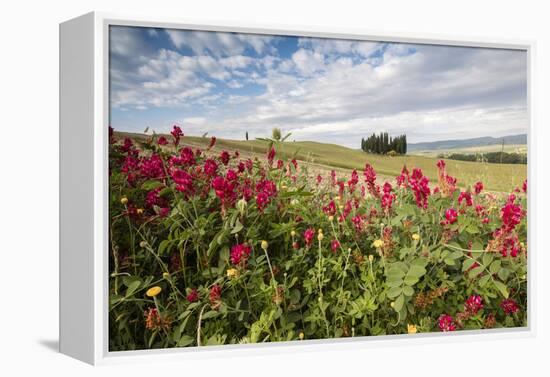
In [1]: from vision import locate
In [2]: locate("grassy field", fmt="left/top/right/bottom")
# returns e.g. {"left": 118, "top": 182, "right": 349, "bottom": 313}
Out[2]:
{"left": 118, "top": 132, "right": 527, "bottom": 193}
{"left": 411, "top": 144, "right": 527, "bottom": 158}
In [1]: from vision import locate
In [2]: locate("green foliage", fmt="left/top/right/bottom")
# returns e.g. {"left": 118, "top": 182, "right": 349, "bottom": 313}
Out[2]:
{"left": 108, "top": 132, "right": 528, "bottom": 351}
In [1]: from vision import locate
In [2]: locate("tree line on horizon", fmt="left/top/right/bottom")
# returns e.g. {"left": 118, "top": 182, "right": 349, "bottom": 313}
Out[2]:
{"left": 361, "top": 132, "right": 407, "bottom": 155}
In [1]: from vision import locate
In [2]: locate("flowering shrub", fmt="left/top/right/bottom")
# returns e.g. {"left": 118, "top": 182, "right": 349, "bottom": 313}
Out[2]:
{"left": 109, "top": 127, "right": 527, "bottom": 350}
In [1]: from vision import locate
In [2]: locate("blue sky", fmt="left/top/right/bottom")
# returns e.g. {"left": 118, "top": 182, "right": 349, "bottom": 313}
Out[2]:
{"left": 109, "top": 26, "right": 527, "bottom": 147}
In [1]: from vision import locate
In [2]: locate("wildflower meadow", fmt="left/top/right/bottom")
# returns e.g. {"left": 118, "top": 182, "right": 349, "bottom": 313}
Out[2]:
{"left": 108, "top": 126, "right": 527, "bottom": 351}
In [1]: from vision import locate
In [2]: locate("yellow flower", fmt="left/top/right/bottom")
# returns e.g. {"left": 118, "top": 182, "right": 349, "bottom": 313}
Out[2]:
{"left": 290, "top": 230, "right": 296, "bottom": 237}
{"left": 120, "top": 196, "right": 128, "bottom": 205}
{"left": 162, "top": 272, "right": 170, "bottom": 279}
{"left": 407, "top": 324, "right": 418, "bottom": 334}
{"left": 390, "top": 302, "right": 395, "bottom": 308}
{"left": 318, "top": 228, "right": 323, "bottom": 234}
{"left": 226, "top": 268, "right": 240, "bottom": 279}
{"left": 139, "top": 240, "right": 148, "bottom": 248}
{"left": 146, "top": 286, "right": 162, "bottom": 297}
{"left": 412, "top": 233, "right": 420, "bottom": 241}
{"left": 317, "top": 233, "right": 324, "bottom": 241}
{"left": 281, "top": 184, "right": 288, "bottom": 190}
{"left": 328, "top": 215, "right": 334, "bottom": 222}
{"left": 373, "top": 239, "right": 384, "bottom": 249}
{"left": 299, "top": 332, "right": 305, "bottom": 340}
{"left": 136, "top": 208, "right": 144, "bottom": 215}
{"left": 261, "top": 240, "right": 269, "bottom": 250}
{"left": 368, "top": 254, "right": 374, "bottom": 262}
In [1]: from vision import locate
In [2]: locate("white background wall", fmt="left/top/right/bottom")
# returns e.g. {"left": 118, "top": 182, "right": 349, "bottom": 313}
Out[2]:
{"left": 1, "top": 0, "right": 548, "bottom": 375}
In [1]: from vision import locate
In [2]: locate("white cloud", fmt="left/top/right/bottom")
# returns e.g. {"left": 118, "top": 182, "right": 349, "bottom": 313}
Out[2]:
{"left": 165, "top": 29, "right": 274, "bottom": 57}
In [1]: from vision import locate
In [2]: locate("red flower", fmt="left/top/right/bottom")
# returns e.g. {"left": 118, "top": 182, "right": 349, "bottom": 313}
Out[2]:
{"left": 157, "top": 136, "right": 168, "bottom": 146}
{"left": 409, "top": 168, "right": 430, "bottom": 209}
{"left": 444, "top": 208, "right": 458, "bottom": 225}
{"left": 203, "top": 159, "right": 218, "bottom": 177}
{"left": 209, "top": 284, "right": 222, "bottom": 310}
{"left": 230, "top": 243, "right": 251, "bottom": 266}
{"left": 500, "top": 298, "right": 519, "bottom": 314}
{"left": 304, "top": 228, "right": 315, "bottom": 247}
{"left": 474, "top": 181, "right": 483, "bottom": 195}
{"left": 171, "top": 125, "right": 183, "bottom": 146}
{"left": 323, "top": 200, "right": 336, "bottom": 216}
{"left": 186, "top": 288, "right": 199, "bottom": 303}
{"left": 501, "top": 200, "right": 523, "bottom": 231}
{"left": 277, "top": 159, "right": 284, "bottom": 169}
{"left": 209, "top": 136, "right": 217, "bottom": 149}
{"left": 465, "top": 295, "right": 484, "bottom": 315}
{"left": 172, "top": 169, "right": 194, "bottom": 195}
{"left": 267, "top": 147, "right": 276, "bottom": 165}
{"left": 316, "top": 174, "right": 322, "bottom": 185}
{"left": 438, "top": 314, "right": 456, "bottom": 332}
{"left": 364, "top": 163, "right": 379, "bottom": 197}
{"left": 522, "top": 179, "right": 527, "bottom": 193}
{"left": 458, "top": 191, "right": 473, "bottom": 207}
{"left": 331, "top": 239, "right": 340, "bottom": 253}
{"left": 139, "top": 154, "right": 164, "bottom": 178}
{"left": 219, "top": 150, "right": 230, "bottom": 166}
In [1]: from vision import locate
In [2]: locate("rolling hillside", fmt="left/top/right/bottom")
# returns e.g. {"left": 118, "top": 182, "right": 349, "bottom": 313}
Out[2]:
{"left": 116, "top": 132, "right": 527, "bottom": 193}
{"left": 408, "top": 134, "right": 527, "bottom": 152}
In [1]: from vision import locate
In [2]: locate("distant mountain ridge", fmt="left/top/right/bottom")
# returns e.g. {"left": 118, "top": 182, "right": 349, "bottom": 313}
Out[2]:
{"left": 408, "top": 134, "right": 527, "bottom": 151}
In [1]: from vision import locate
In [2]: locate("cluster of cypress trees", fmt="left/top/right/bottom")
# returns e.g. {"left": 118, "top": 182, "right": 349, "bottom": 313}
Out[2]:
{"left": 361, "top": 133, "right": 407, "bottom": 155}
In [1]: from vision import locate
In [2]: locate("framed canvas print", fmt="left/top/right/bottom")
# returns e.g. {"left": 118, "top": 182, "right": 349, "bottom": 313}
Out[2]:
{"left": 60, "top": 12, "right": 534, "bottom": 365}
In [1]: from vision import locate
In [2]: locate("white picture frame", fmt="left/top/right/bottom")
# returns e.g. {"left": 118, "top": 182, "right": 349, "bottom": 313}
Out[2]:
{"left": 59, "top": 11, "right": 536, "bottom": 365}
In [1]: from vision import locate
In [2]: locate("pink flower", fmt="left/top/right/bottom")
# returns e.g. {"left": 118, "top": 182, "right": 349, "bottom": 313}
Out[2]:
{"left": 209, "top": 136, "right": 217, "bottom": 149}
{"left": 139, "top": 154, "right": 164, "bottom": 178}
{"left": 458, "top": 191, "right": 473, "bottom": 207}
{"left": 316, "top": 174, "right": 322, "bottom": 185}
{"left": 203, "top": 159, "right": 218, "bottom": 177}
{"left": 171, "top": 125, "right": 183, "bottom": 146}
{"left": 500, "top": 298, "right": 519, "bottom": 314}
{"left": 444, "top": 208, "right": 458, "bottom": 225}
{"left": 522, "top": 179, "right": 527, "bottom": 193}
{"left": 219, "top": 150, "right": 230, "bottom": 166}
{"left": 465, "top": 295, "right": 484, "bottom": 315}
{"left": 230, "top": 243, "right": 251, "bottom": 266}
{"left": 157, "top": 136, "right": 168, "bottom": 145}
{"left": 438, "top": 314, "right": 456, "bottom": 332}
{"left": 501, "top": 200, "right": 523, "bottom": 231}
{"left": 209, "top": 284, "right": 222, "bottom": 310}
{"left": 267, "top": 147, "right": 276, "bottom": 165}
{"left": 364, "top": 163, "right": 379, "bottom": 197}
{"left": 409, "top": 168, "right": 430, "bottom": 208}
{"left": 277, "top": 159, "right": 284, "bottom": 169}
{"left": 474, "top": 181, "right": 483, "bottom": 195}
{"left": 304, "top": 228, "right": 315, "bottom": 247}
{"left": 323, "top": 200, "right": 336, "bottom": 216}
{"left": 330, "top": 239, "right": 340, "bottom": 253}
{"left": 186, "top": 289, "right": 199, "bottom": 303}
{"left": 172, "top": 169, "right": 194, "bottom": 195}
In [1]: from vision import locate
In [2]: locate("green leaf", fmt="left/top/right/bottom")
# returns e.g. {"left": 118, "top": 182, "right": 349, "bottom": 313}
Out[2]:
{"left": 404, "top": 275, "right": 420, "bottom": 286}
{"left": 462, "top": 259, "right": 476, "bottom": 271}
{"left": 394, "top": 294, "right": 405, "bottom": 312}
{"left": 489, "top": 260, "right": 502, "bottom": 275}
{"left": 479, "top": 274, "right": 491, "bottom": 287}
{"left": 402, "top": 286, "right": 414, "bottom": 297}
{"left": 387, "top": 286, "right": 402, "bottom": 298}
{"left": 231, "top": 220, "right": 244, "bottom": 234}
{"left": 177, "top": 335, "right": 194, "bottom": 347}
{"left": 141, "top": 180, "right": 163, "bottom": 191}
{"left": 482, "top": 253, "right": 494, "bottom": 267}
{"left": 493, "top": 280, "right": 509, "bottom": 298}
{"left": 469, "top": 266, "right": 485, "bottom": 279}
{"left": 443, "top": 258, "right": 456, "bottom": 266}
{"left": 125, "top": 280, "right": 141, "bottom": 298}
{"left": 407, "top": 265, "right": 427, "bottom": 278}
